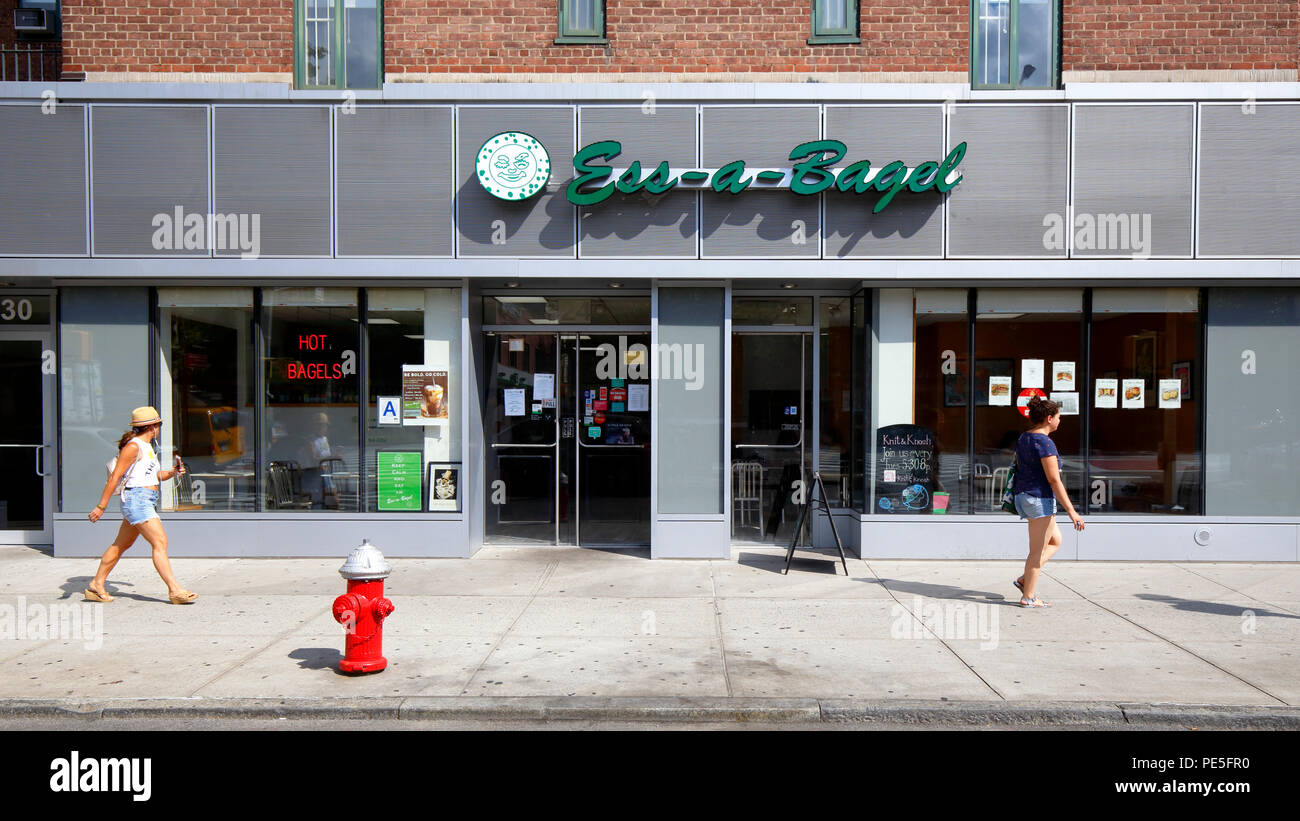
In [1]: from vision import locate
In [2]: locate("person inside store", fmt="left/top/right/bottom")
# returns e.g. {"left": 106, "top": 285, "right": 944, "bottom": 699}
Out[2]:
{"left": 85, "top": 406, "right": 198, "bottom": 605}
{"left": 1012, "top": 396, "right": 1085, "bottom": 607}
{"left": 298, "top": 411, "right": 338, "bottom": 508}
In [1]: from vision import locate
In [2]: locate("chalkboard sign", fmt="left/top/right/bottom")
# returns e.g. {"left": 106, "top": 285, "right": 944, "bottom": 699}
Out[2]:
{"left": 377, "top": 451, "right": 423, "bottom": 511}
{"left": 874, "top": 424, "right": 936, "bottom": 514}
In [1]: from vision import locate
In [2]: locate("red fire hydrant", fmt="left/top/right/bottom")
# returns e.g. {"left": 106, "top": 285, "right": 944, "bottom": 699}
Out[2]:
{"left": 332, "top": 539, "right": 395, "bottom": 674}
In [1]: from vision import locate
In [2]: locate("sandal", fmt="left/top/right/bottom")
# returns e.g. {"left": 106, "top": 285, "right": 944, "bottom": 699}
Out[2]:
{"left": 84, "top": 587, "right": 114, "bottom": 603}
{"left": 168, "top": 590, "right": 198, "bottom": 605}
{"left": 1019, "top": 596, "right": 1050, "bottom": 608}
{"left": 1013, "top": 576, "right": 1024, "bottom": 594}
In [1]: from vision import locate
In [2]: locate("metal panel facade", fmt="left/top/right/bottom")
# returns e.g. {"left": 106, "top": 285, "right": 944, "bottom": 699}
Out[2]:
{"left": 1199, "top": 103, "right": 1300, "bottom": 257}
{"left": 0, "top": 104, "right": 87, "bottom": 256}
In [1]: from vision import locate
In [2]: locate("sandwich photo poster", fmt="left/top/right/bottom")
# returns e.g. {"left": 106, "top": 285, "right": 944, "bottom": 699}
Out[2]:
{"left": 1121, "top": 379, "right": 1145, "bottom": 409}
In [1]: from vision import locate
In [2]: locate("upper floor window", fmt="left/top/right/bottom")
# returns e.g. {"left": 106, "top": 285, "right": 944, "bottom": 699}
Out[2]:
{"left": 971, "top": 0, "right": 1058, "bottom": 89}
{"left": 809, "top": 0, "right": 860, "bottom": 44}
{"left": 295, "top": 0, "right": 383, "bottom": 89}
{"left": 557, "top": 0, "right": 607, "bottom": 44}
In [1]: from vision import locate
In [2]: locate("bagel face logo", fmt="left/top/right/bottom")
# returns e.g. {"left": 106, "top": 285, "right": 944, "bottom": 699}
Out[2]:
{"left": 476, "top": 132, "right": 550, "bottom": 200}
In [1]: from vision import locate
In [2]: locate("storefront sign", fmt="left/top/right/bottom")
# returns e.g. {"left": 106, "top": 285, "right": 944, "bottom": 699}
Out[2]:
{"left": 476, "top": 132, "right": 551, "bottom": 200}
{"left": 566, "top": 139, "right": 967, "bottom": 212}
{"left": 875, "top": 424, "right": 936, "bottom": 514}
{"left": 1017, "top": 387, "right": 1047, "bottom": 418}
{"left": 401, "top": 366, "right": 449, "bottom": 425}
{"left": 376, "top": 451, "right": 422, "bottom": 511}
{"left": 377, "top": 396, "right": 401, "bottom": 425}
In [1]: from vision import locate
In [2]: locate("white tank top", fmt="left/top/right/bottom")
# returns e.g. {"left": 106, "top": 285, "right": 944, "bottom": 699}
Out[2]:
{"left": 122, "top": 436, "right": 161, "bottom": 488}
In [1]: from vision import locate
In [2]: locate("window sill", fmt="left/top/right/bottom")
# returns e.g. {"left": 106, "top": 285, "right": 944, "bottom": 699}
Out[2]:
{"left": 554, "top": 36, "right": 608, "bottom": 46}
{"left": 807, "top": 35, "right": 861, "bottom": 45}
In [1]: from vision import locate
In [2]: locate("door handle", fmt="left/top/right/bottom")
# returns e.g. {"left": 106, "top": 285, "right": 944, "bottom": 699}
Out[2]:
{"left": 490, "top": 443, "right": 556, "bottom": 449}
{"left": 34, "top": 444, "right": 48, "bottom": 477}
{"left": 734, "top": 442, "right": 803, "bottom": 449}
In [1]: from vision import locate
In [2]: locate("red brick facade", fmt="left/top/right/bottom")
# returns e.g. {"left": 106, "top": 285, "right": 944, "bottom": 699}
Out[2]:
{"left": 58, "top": 1, "right": 1298, "bottom": 78}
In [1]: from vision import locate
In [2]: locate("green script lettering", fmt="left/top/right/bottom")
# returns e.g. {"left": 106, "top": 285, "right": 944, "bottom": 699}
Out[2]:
{"left": 836, "top": 159, "right": 873, "bottom": 193}
{"left": 711, "top": 160, "right": 751, "bottom": 194}
{"left": 934, "top": 141, "right": 967, "bottom": 193}
{"left": 789, "top": 140, "right": 846, "bottom": 195}
{"left": 568, "top": 140, "right": 621, "bottom": 206}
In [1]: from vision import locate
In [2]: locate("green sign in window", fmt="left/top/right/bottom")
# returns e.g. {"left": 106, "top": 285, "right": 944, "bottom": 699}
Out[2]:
{"left": 377, "top": 451, "right": 423, "bottom": 511}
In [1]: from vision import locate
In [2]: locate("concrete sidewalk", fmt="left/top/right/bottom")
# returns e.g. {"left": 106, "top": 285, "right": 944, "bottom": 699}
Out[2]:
{"left": 1, "top": 544, "right": 1297, "bottom": 726}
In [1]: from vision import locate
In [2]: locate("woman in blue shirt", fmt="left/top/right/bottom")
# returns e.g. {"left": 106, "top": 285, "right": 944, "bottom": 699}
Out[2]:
{"left": 1012, "top": 396, "right": 1085, "bottom": 607}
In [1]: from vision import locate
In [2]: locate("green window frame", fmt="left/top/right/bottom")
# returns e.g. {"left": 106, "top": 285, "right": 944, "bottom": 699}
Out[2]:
{"left": 294, "top": 0, "right": 384, "bottom": 90}
{"left": 970, "top": 0, "right": 1060, "bottom": 89}
{"left": 809, "top": 0, "right": 860, "bottom": 45}
{"left": 556, "top": 0, "right": 607, "bottom": 45}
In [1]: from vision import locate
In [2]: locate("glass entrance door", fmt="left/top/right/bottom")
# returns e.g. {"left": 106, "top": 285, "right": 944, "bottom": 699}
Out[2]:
{"left": 0, "top": 333, "right": 54, "bottom": 544}
{"left": 731, "top": 333, "right": 812, "bottom": 544}
{"left": 484, "top": 331, "right": 650, "bottom": 546}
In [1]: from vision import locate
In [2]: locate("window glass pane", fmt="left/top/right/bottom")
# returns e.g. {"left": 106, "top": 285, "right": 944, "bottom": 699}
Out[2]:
{"left": 483, "top": 296, "right": 649, "bottom": 326}
{"left": 850, "top": 291, "right": 868, "bottom": 509}
{"left": 158, "top": 288, "right": 256, "bottom": 512}
{"left": 914, "top": 290, "right": 971, "bottom": 514}
{"left": 60, "top": 288, "right": 148, "bottom": 514}
{"left": 973, "top": 289, "right": 1083, "bottom": 512}
{"left": 365, "top": 288, "right": 462, "bottom": 512}
{"left": 819, "top": 297, "right": 853, "bottom": 506}
{"left": 816, "top": 0, "right": 849, "bottom": 33}
{"left": 1088, "top": 291, "right": 1201, "bottom": 514}
{"left": 304, "top": 0, "right": 336, "bottom": 86}
{"left": 263, "top": 287, "right": 360, "bottom": 511}
{"left": 566, "top": 0, "right": 596, "bottom": 34}
{"left": 975, "top": 0, "right": 1010, "bottom": 86}
{"left": 657, "top": 288, "right": 724, "bottom": 514}
{"left": 1205, "top": 288, "right": 1300, "bottom": 515}
{"left": 733, "top": 296, "right": 813, "bottom": 326}
{"left": 1015, "top": 0, "right": 1053, "bottom": 88}
{"left": 344, "top": 0, "right": 380, "bottom": 89}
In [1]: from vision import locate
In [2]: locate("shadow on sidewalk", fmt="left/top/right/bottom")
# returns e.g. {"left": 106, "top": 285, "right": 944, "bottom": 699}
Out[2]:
{"left": 859, "top": 577, "right": 1015, "bottom": 605}
{"left": 290, "top": 647, "right": 347, "bottom": 673}
{"left": 1134, "top": 593, "right": 1300, "bottom": 620}
{"left": 737, "top": 550, "right": 842, "bottom": 575}
{"left": 58, "top": 576, "right": 164, "bottom": 604}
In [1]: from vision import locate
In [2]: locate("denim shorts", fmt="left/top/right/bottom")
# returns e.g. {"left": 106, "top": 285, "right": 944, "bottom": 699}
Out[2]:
{"left": 1014, "top": 492, "right": 1057, "bottom": 521}
{"left": 120, "top": 487, "right": 160, "bottom": 525}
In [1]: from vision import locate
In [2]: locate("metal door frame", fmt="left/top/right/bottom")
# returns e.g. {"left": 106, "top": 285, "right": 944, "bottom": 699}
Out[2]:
{"left": 0, "top": 327, "right": 55, "bottom": 544}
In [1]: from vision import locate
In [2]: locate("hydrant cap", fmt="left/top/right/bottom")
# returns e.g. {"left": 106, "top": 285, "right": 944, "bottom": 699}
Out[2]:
{"left": 338, "top": 539, "right": 392, "bottom": 580}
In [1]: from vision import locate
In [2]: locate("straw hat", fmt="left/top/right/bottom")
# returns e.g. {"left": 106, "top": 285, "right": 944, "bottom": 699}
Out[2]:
{"left": 130, "top": 406, "right": 162, "bottom": 426}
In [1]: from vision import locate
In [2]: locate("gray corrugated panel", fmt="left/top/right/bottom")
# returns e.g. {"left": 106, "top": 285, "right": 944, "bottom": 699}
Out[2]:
{"left": 580, "top": 189, "right": 697, "bottom": 257}
{"left": 1073, "top": 105, "right": 1193, "bottom": 258}
{"left": 948, "top": 105, "right": 1069, "bottom": 258}
{"left": 91, "top": 106, "right": 208, "bottom": 256}
{"left": 701, "top": 106, "right": 821, "bottom": 257}
{"left": 213, "top": 106, "right": 331, "bottom": 257}
{"left": 824, "top": 105, "right": 945, "bottom": 258}
{"left": 0, "top": 104, "right": 86, "bottom": 255}
{"left": 701, "top": 106, "right": 820, "bottom": 167}
{"left": 457, "top": 106, "right": 574, "bottom": 257}
{"left": 1199, "top": 103, "right": 1300, "bottom": 257}
{"left": 579, "top": 105, "right": 697, "bottom": 166}
{"left": 700, "top": 192, "right": 820, "bottom": 258}
{"left": 578, "top": 106, "right": 697, "bottom": 256}
{"left": 337, "top": 106, "right": 453, "bottom": 256}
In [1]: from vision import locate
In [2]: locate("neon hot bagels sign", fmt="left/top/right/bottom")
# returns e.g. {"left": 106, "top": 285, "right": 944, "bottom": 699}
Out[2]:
{"left": 477, "top": 131, "right": 967, "bottom": 213}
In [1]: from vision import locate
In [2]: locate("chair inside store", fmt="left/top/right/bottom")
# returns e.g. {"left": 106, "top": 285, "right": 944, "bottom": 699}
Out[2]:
{"left": 267, "top": 461, "right": 312, "bottom": 509}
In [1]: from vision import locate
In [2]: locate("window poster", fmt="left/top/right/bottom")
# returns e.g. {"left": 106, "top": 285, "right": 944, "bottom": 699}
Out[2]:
{"left": 533, "top": 373, "right": 554, "bottom": 401}
{"left": 1122, "top": 379, "right": 1145, "bottom": 409}
{"left": 503, "top": 388, "right": 526, "bottom": 417}
{"left": 1095, "top": 379, "right": 1118, "bottom": 409}
{"left": 1051, "top": 361, "right": 1075, "bottom": 391}
{"left": 376, "top": 451, "right": 422, "bottom": 511}
{"left": 989, "top": 376, "right": 1013, "bottom": 406}
{"left": 401, "top": 366, "right": 449, "bottom": 425}
{"left": 1021, "top": 359, "right": 1044, "bottom": 389}
{"left": 627, "top": 383, "right": 649, "bottom": 412}
{"left": 427, "top": 464, "right": 460, "bottom": 512}
{"left": 1158, "top": 379, "right": 1182, "bottom": 409}
{"left": 1050, "top": 391, "right": 1079, "bottom": 416}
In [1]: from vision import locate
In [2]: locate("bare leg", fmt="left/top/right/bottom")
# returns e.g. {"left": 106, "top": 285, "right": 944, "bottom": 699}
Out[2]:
{"left": 1021, "top": 516, "right": 1056, "bottom": 600}
{"left": 90, "top": 520, "right": 139, "bottom": 594}
{"left": 132, "top": 517, "right": 187, "bottom": 597}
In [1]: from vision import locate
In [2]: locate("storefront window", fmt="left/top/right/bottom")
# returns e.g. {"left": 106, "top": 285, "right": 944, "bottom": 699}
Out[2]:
{"left": 158, "top": 288, "right": 256, "bottom": 512}
{"left": 849, "top": 290, "right": 869, "bottom": 510}
{"left": 483, "top": 296, "right": 649, "bottom": 326}
{"left": 819, "top": 297, "right": 853, "bottom": 506}
{"left": 914, "top": 290, "right": 971, "bottom": 514}
{"left": 365, "top": 288, "right": 462, "bottom": 513}
{"left": 974, "top": 289, "right": 1083, "bottom": 511}
{"left": 262, "top": 288, "right": 360, "bottom": 511}
{"left": 1089, "top": 289, "right": 1202, "bottom": 514}
{"left": 734, "top": 296, "right": 812, "bottom": 326}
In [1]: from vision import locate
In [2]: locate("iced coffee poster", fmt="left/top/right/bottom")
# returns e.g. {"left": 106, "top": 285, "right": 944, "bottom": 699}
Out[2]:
{"left": 402, "top": 366, "right": 449, "bottom": 425}
{"left": 1095, "top": 379, "right": 1118, "bottom": 409}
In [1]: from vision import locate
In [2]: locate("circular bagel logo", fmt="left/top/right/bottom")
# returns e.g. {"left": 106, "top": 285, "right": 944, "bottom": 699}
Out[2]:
{"left": 477, "top": 132, "right": 550, "bottom": 200}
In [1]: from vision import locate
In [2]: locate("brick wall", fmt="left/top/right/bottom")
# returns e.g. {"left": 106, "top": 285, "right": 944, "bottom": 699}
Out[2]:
{"left": 57, "top": 1, "right": 1298, "bottom": 79}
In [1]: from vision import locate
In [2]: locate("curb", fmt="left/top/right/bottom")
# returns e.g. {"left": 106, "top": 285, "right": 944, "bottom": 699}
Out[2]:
{"left": 2, "top": 697, "right": 1298, "bottom": 727}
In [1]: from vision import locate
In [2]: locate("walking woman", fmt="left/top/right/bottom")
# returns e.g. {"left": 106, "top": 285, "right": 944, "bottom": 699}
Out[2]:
{"left": 1012, "top": 396, "right": 1084, "bottom": 607}
{"left": 85, "top": 406, "right": 198, "bottom": 605}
